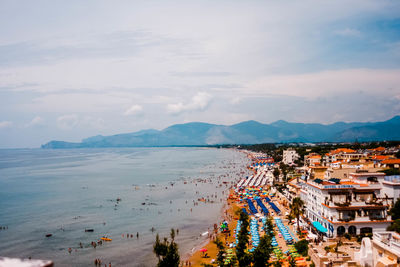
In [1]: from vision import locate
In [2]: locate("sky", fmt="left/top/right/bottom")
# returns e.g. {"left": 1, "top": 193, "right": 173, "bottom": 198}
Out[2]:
{"left": 1, "top": 0, "right": 400, "bottom": 148}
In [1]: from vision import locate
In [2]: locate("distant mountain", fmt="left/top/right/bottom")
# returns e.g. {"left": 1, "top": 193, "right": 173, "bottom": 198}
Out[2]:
{"left": 41, "top": 116, "right": 400, "bottom": 148}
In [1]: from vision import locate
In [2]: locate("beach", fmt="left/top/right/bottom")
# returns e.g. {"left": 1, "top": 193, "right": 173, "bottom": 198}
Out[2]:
{"left": 0, "top": 147, "right": 251, "bottom": 266}
{"left": 187, "top": 152, "right": 307, "bottom": 267}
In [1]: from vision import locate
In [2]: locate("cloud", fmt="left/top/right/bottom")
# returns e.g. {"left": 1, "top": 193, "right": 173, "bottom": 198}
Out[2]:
{"left": 57, "top": 114, "right": 79, "bottom": 130}
{"left": 170, "top": 71, "right": 233, "bottom": 77}
{"left": 244, "top": 68, "right": 400, "bottom": 99}
{"left": 167, "top": 92, "right": 212, "bottom": 115}
{"left": 334, "top": 28, "right": 362, "bottom": 37}
{"left": 0, "top": 121, "right": 12, "bottom": 129}
{"left": 124, "top": 104, "right": 143, "bottom": 116}
{"left": 25, "top": 116, "right": 45, "bottom": 127}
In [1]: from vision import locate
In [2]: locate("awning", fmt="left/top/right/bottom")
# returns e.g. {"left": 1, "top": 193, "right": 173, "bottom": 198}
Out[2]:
{"left": 312, "top": 221, "right": 328, "bottom": 233}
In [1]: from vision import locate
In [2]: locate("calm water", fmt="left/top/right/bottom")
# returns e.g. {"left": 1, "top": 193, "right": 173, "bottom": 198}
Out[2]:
{"left": 0, "top": 147, "right": 249, "bottom": 266}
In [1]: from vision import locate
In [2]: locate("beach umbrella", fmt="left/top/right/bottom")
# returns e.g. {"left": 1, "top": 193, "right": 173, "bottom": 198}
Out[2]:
{"left": 200, "top": 248, "right": 207, "bottom": 252}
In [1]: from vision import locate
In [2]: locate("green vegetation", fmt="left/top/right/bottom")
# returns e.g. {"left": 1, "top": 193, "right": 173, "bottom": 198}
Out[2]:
{"left": 379, "top": 168, "right": 400, "bottom": 176}
{"left": 236, "top": 210, "right": 251, "bottom": 267}
{"left": 294, "top": 239, "right": 309, "bottom": 257}
{"left": 252, "top": 235, "right": 273, "bottom": 267}
{"left": 153, "top": 229, "right": 180, "bottom": 267}
{"left": 213, "top": 237, "right": 226, "bottom": 267}
{"left": 273, "top": 168, "right": 280, "bottom": 182}
{"left": 240, "top": 141, "right": 400, "bottom": 166}
{"left": 265, "top": 216, "right": 275, "bottom": 239}
{"left": 387, "top": 198, "right": 400, "bottom": 234}
{"left": 344, "top": 233, "right": 352, "bottom": 240}
{"left": 290, "top": 197, "right": 305, "bottom": 234}
{"left": 288, "top": 255, "right": 296, "bottom": 267}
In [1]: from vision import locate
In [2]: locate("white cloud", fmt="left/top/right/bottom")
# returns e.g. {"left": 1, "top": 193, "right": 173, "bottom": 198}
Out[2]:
{"left": 25, "top": 116, "right": 45, "bottom": 127}
{"left": 57, "top": 114, "right": 79, "bottom": 130}
{"left": 167, "top": 92, "right": 212, "bottom": 115}
{"left": 124, "top": 104, "right": 143, "bottom": 116}
{"left": 0, "top": 121, "right": 12, "bottom": 129}
{"left": 334, "top": 28, "right": 362, "bottom": 37}
{"left": 244, "top": 68, "right": 400, "bottom": 99}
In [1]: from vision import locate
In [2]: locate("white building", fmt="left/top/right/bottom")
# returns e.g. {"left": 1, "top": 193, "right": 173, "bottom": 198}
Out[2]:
{"left": 372, "top": 231, "right": 400, "bottom": 267}
{"left": 382, "top": 176, "right": 400, "bottom": 202}
{"left": 302, "top": 178, "right": 391, "bottom": 238}
{"left": 282, "top": 148, "right": 300, "bottom": 165}
{"left": 350, "top": 172, "right": 400, "bottom": 202}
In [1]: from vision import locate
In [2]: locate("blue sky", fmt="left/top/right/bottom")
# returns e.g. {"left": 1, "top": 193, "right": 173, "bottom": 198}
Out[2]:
{"left": 0, "top": 0, "right": 400, "bottom": 148}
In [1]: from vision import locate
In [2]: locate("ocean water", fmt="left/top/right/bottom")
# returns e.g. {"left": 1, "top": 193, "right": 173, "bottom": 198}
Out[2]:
{"left": 0, "top": 147, "right": 249, "bottom": 266}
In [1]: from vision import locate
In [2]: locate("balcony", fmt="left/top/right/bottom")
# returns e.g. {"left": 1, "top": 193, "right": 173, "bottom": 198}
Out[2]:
{"left": 333, "top": 215, "right": 388, "bottom": 223}
{"left": 325, "top": 199, "right": 385, "bottom": 208}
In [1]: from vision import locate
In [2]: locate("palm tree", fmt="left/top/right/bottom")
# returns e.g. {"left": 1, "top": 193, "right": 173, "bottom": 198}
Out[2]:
{"left": 290, "top": 197, "right": 305, "bottom": 234}
{"left": 273, "top": 168, "right": 280, "bottom": 183}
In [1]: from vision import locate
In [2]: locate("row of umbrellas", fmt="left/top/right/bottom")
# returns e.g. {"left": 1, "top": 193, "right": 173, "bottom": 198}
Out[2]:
{"left": 274, "top": 217, "right": 293, "bottom": 244}
{"left": 247, "top": 199, "right": 258, "bottom": 214}
{"left": 265, "top": 198, "right": 281, "bottom": 214}
{"left": 255, "top": 198, "right": 269, "bottom": 215}
{"left": 249, "top": 218, "right": 260, "bottom": 252}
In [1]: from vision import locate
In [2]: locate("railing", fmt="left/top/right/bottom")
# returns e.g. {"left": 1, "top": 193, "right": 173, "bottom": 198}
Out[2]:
{"left": 373, "top": 232, "right": 400, "bottom": 254}
{"left": 334, "top": 215, "right": 387, "bottom": 223}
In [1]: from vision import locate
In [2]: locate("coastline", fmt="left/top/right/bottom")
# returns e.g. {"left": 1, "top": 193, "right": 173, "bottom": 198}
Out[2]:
{"left": 185, "top": 189, "right": 241, "bottom": 266}
{"left": 185, "top": 150, "right": 251, "bottom": 266}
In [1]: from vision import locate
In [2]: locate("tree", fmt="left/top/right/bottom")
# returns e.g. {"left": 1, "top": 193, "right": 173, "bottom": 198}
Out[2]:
{"left": 214, "top": 237, "right": 226, "bottom": 266}
{"left": 236, "top": 210, "right": 251, "bottom": 267}
{"left": 387, "top": 219, "right": 400, "bottom": 234}
{"left": 265, "top": 216, "right": 275, "bottom": 239}
{"left": 272, "top": 260, "right": 281, "bottom": 267}
{"left": 273, "top": 168, "right": 280, "bottom": 183}
{"left": 290, "top": 197, "right": 305, "bottom": 234}
{"left": 335, "top": 239, "right": 342, "bottom": 258}
{"left": 288, "top": 256, "right": 296, "bottom": 267}
{"left": 252, "top": 235, "right": 273, "bottom": 267}
{"left": 153, "top": 229, "right": 180, "bottom": 267}
{"left": 280, "top": 162, "right": 288, "bottom": 183}
{"left": 388, "top": 199, "right": 400, "bottom": 234}
{"left": 294, "top": 239, "right": 309, "bottom": 257}
{"left": 390, "top": 198, "right": 400, "bottom": 220}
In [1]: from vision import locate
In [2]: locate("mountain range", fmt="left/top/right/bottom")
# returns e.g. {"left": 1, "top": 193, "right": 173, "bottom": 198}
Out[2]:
{"left": 41, "top": 115, "right": 400, "bottom": 148}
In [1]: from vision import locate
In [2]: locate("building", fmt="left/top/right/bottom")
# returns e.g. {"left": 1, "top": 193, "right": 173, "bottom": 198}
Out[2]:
{"left": 371, "top": 232, "right": 400, "bottom": 267}
{"left": 309, "top": 166, "right": 328, "bottom": 179}
{"left": 302, "top": 178, "right": 392, "bottom": 238}
{"left": 282, "top": 148, "right": 300, "bottom": 165}
{"left": 349, "top": 172, "right": 400, "bottom": 202}
{"left": 305, "top": 153, "right": 322, "bottom": 166}
{"left": 380, "top": 159, "right": 400, "bottom": 169}
{"left": 382, "top": 175, "right": 400, "bottom": 202}
{"left": 325, "top": 148, "right": 365, "bottom": 164}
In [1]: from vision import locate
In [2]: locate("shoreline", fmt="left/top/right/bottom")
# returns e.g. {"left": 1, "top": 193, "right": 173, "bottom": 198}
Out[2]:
{"left": 185, "top": 150, "right": 251, "bottom": 266}
{"left": 181, "top": 151, "right": 249, "bottom": 266}
{"left": 185, "top": 189, "right": 241, "bottom": 266}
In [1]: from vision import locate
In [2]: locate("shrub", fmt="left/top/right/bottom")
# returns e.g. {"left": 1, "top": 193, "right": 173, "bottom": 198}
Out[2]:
{"left": 294, "top": 239, "right": 309, "bottom": 256}
{"left": 344, "top": 233, "right": 351, "bottom": 240}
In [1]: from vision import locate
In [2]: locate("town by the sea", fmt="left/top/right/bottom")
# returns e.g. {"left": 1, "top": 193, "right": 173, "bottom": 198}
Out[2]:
{"left": 0, "top": 147, "right": 250, "bottom": 266}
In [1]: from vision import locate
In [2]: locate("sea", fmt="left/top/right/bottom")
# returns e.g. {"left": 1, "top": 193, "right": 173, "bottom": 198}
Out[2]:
{"left": 0, "top": 147, "right": 250, "bottom": 266}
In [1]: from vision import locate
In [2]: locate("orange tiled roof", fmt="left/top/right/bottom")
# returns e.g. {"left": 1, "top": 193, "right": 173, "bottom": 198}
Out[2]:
{"left": 382, "top": 159, "right": 400, "bottom": 164}
{"left": 372, "top": 155, "right": 389, "bottom": 161}
{"left": 340, "top": 181, "right": 356, "bottom": 185}
{"left": 372, "top": 147, "right": 385, "bottom": 152}
{"left": 309, "top": 155, "right": 321, "bottom": 159}
{"left": 330, "top": 148, "right": 356, "bottom": 154}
